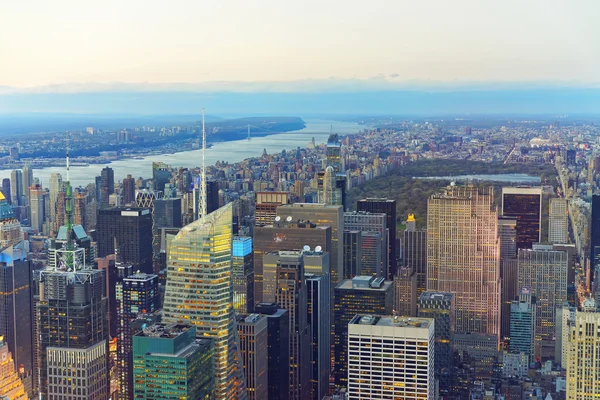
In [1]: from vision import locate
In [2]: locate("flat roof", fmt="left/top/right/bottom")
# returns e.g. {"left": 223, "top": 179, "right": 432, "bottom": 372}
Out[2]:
{"left": 350, "top": 314, "right": 431, "bottom": 329}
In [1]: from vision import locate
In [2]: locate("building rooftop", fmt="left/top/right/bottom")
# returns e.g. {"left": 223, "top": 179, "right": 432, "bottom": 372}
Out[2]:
{"left": 419, "top": 291, "right": 454, "bottom": 302}
{"left": 350, "top": 314, "right": 432, "bottom": 329}
{"left": 140, "top": 323, "right": 193, "bottom": 339}
{"left": 336, "top": 276, "right": 393, "bottom": 291}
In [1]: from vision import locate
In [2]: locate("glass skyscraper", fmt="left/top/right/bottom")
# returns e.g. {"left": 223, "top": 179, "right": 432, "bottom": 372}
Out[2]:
{"left": 162, "top": 203, "right": 246, "bottom": 400}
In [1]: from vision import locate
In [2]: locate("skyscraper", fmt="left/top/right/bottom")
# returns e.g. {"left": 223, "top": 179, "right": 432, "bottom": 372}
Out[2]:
{"left": 133, "top": 324, "right": 215, "bottom": 399}
{"left": 233, "top": 236, "right": 254, "bottom": 314}
{"left": 122, "top": 174, "right": 136, "bottom": 205}
{"left": 509, "top": 287, "right": 536, "bottom": 360}
{"left": 254, "top": 302, "right": 290, "bottom": 400}
{"left": 154, "top": 197, "right": 183, "bottom": 228}
{"left": 333, "top": 275, "right": 394, "bottom": 387}
{"left": 347, "top": 315, "right": 435, "bottom": 400}
{"left": 344, "top": 211, "right": 388, "bottom": 278}
{"left": 29, "top": 185, "right": 44, "bottom": 233}
{"left": 566, "top": 300, "right": 600, "bottom": 399}
{"left": 591, "top": 194, "right": 600, "bottom": 270}
{"left": 342, "top": 230, "right": 361, "bottom": 279}
{"left": 10, "top": 170, "right": 22, "bottom": 206}
{"left": 116, "top": 273, "right": 160, "bottom": 400}
{"left": 318, "top": 166, "right": 343, "bottom": 206}
{"left": 2, "top": 178, "right": 11, "bottom": 205}
{"left": 403, "top": 215, "right": 427, "bottom": 295}
{"left": 549, "top": 197, "right": 569, "bottom": 244}
{"left": 237, "top": 314, "right": 268, "bottom": 400}
{"left": 48, "top": 173, "right": 62, "bottom": 228}
{"left": 21, "top": 165, "right": 32, "bottom": 209}
{"left": 356, "top": 198, "right": 397, "bottom": 278}
{"left": 100, "top": 166, "right": 114, "bottom": 209}
{"left": 263, "top": 251, "right": 310, "bottom": 400}
{"left": 427, "top": 185, "right": 501, "bottom": 339}
{"left": 162, "top": 203, "right": 245, "bottom": 400}
{"left": 517, "top": 245, "right": 567, "bottom": 353}
{"left": 152, "top": 161, "right": 171, "bottom": 194}
{"left": 96, "top": 207, "right": 153, "bottom": 274}
{"left": 501, "top": 186, "right": 542, "bottom": 250}
{"left": 394, "top": 265, "right": 417, "bottom": 317}
{"left": 0, "top": 336, "right": 28, "bottom": 400}
{"left": 305, "top": 273, "right": 330, "bottom": 400}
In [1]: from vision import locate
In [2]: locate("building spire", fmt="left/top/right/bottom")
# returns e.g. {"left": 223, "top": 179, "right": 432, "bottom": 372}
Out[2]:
{"left": 65, "top": 132, "right": 74, "bottom": 250}
{"left": 200, "top": 108, "right": 207, "bottom": 218}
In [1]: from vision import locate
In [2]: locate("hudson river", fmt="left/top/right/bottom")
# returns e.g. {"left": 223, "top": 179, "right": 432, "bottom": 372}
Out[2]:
{"left": 0, "top": 119, "right": 364, "bottom": 188}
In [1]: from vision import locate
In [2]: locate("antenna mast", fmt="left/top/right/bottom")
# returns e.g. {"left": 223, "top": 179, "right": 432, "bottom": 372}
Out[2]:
{"left": 200, "top": 108, "right": 207, "bottom": 218}
{"left": 65, "top": 132, "right": 74, "bottom": 250}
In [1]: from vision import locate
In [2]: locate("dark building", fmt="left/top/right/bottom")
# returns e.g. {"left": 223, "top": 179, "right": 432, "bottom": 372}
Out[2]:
{"left": 357, "top": 198, "right": 398, "bottom": 279}
{"left": 97, "top": 207, "right": 154, "bottom": 274}
{"left": 100, "top": 166, "right": 115, "bottom": 209}
{"left": 306, "top": 273, "right": 330, "bottom": 400}
{"left": 565, "top": 149, "right": 576, "bottom": 166}
{"left": 418, "top": 291, "right": 454, "bottom": 395}
{"left": 233, "top": 236, "right": 254, "bottom": 314}
{"left": 342, "top": 230, "right": 361, "bottom": 279}
{"left": 254, "top": 302, "right": 290, "bottom": 400}
{"left": 253, "top": 221, "right": 331, "bottom": 303}
{"left": 154, "top": 197, "right": 182, "bottom": 229}
{"left": 122, "top": 174, "right": 136, "bottom": 205}
{"left": 0, "top": 249, "right": 34, "bottom": 395}
{"left": 207, "top": 180, "right": 220, "bottom": 214}
{"left": 95, "top": 175, "right": 102, "bottom": 204}
{"left": 152, "top": 162, "right": 171, "bottom": 194}
{"left": 2, "top": 178, "right": 10, "bottom": 204}
{"left": 501, "top": 187, "right": 542, "bottom": 250}
{"left": 403, "top": 228, "right": 427, "bottom": 295}
{"left": 591, "top": 194, "right": 600, "bottom": 271}
{"left": 333, "top": 275, "right": 394, "bottom": 387}
{"left": 116, "top": 273, "right": 160, "bottom": 400}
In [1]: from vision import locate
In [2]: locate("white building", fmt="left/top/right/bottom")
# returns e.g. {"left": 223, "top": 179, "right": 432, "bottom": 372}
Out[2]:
{"left": 347, "top": 315, "right": 434, "bottom": 400}
{"left": 549, "top": 198, "right": 569, "bottom": 244}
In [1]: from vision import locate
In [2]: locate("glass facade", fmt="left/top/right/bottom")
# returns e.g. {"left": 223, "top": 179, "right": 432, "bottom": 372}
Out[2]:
{"left": 162, "top": 203, "right": 244, "bottom": 400}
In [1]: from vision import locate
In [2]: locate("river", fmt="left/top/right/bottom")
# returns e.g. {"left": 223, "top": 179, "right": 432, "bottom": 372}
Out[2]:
{"left": 0, "top": 119, "right": 364, "bottom": 188}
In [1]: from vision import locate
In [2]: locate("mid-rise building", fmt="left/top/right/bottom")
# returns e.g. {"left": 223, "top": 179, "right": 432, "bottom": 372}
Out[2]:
{"left": 501, "top": 186, "right": 542, "bottom": 250}
{"left": 237, "top": 314, "right": 268, "bottom": 400}
{"left": 347, "top": 315, "right": 435, "bottom": 400}
{"left": 549, "top": 197, "right": 568, "bottom": 244}
{"left": 133, "top": 324, "right": 215, "bottom": 399}
{"left": 427, "top": 185, "right": 501, "bottom": 339}
{"left": 162, "top": 204, "right": 245, "bottom": 400}
{"left": 566, "top": 301, "right": 600, "bottom": 399}
{"left": 333, "top": 276, "right": 393, "bottom": 387}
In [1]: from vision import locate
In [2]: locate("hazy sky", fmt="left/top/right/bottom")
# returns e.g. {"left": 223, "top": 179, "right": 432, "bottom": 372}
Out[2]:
{"left": 1, "top": 0, "right": 600, "bottom": 89}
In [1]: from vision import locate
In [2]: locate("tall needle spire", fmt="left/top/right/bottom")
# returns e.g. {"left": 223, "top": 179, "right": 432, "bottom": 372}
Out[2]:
{"left": 200, "top": 108, "right": 207, "bottom": 218}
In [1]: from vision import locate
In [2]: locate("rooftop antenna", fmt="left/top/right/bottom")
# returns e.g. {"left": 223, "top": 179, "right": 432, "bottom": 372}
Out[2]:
{"left": 200, "top": 108, "right": 207, "bottom": 218}
{"left": 65, "top": 132, "right": 74, "bottom": 250}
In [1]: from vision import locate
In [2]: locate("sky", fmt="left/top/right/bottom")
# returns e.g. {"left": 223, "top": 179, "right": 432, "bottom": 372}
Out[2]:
{"left": 1, "top": 0, "right": 600, "bottom": 90}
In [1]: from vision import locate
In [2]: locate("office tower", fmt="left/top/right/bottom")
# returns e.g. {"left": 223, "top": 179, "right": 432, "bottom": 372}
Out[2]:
{"left": 343, "top": 230, "right": 361, "bottom": 279}
{"left": 318, "top": 165, "right": 343, "bottom": 206}
{"left": 154, "top": 197, "right": 182, "bottom": 228}
{"left": 2, "top": 178, "right": 10, "bottom": 205}
{"left": 347, "top": 315, "right": 435, "bottom": 400}
{"left": 566, "top": 302, "right": 600, "bottom": 399}
{"left": 48, "top": 173, "right": 62, "bottom": 227}
{"left": 333, "top": 275, "right": 393, "bottom": 387}
{"left": 254, "top": 303, "right": 290, "bottom": 400}
{"left": 263, "top": 251, "right": 310, "bottom": 399}
{"left": 29, "top": 185, "right": 44, "bottom": 233}
{"left": 116, "top": 273, "right": 160, "bottom": 400}
{"left": 501, "top": 186, "right": 542, "bottom": 250}
{"left": 255, "top": 191, "right": 289, "bottom": 225}
{"left": 498, "top": 216, "right": 517, "bottom": 259}
{"left": 21, "top": 165, "right": 32, "bottom": 208}
{"left": 394, "top": 266, "right": 417, "bottom": 317}
{"left": 95, "top": 175, "right": 102, "bottom": 204}
{"left": 356, "top": 198, "right": 397, "bottom": 278}
{"left": 96, "top": 207, "right": 153, "bottom": 274}
{"left": 403, "top": 219, "right": 427, "bottom": 295}
{"left": 73, "top": 192, "right": 86, "bottom": 227}
{"left": 207, "top": 180, "right": 220, "bottom": 214}
{"left": 591, "top": 194, "right": 600, "bottom": 270}
{"left": 0, "top": 193, "right": 23, "bottom": 249}
{"left": 253, "top": 218, "right": 331, "bottom": 303}
{"left": 237, "top": 314, "right": 268, "bottom": 400}
{"left": 509, "top": 287, "right": 536, "bottom": 360}
{"left": 100, "top": 166, "right": 114, "bottom": 208}
{"left": 277, "top": 203, "right": 343, "bottom": 285}
{"left": 344, "top": 211, "right": 388, "bottom": 278}
{"left": 152, "top": 161, "right": 171, "bottom": 193}
{"left": 162, "top": 204, "right": 245, "bottom": 400}
{"left": 427, "top": 186, "right": 501, "bottom": 338}
{"left": 10, "top": 170, "right": 22, "bottom": 206}
{"left": 326, "top": 134, "right": 343, "bottom": 172}
{"left": 0, "top": 245, "right": 33, "bottom": 396}
{"left": 549, "top": 198, "right": 568, "bottom": 244}
{"left": 306, "top": 273, "right": 330, "bottom": 400}
{"left": 0, "top": 337, "right": 27, "bottom": 400}
{"left": 133, "top": 324, "right": 215, "bottom": 399}
{"left": 418, "top": 292, "right": 454, "bottom": 388}
{"left": 233, "top": 236, "right": 254, "bottom": 313}
{"left": 498, "top": 216, "right": 518, "bottom": 339}
{"left": 517, "top": 245, "right": 567, "bottom": 352}
{"left": 122, "top": 174, "right": 136, "bottom": 205}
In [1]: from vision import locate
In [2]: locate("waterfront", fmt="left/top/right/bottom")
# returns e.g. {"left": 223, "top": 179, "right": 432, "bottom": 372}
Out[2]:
{"left": 414, "top": 173, "right": 541, "bottom": 183}
{"left": 0, "top": 119, "right": 364, "bottom": 188}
